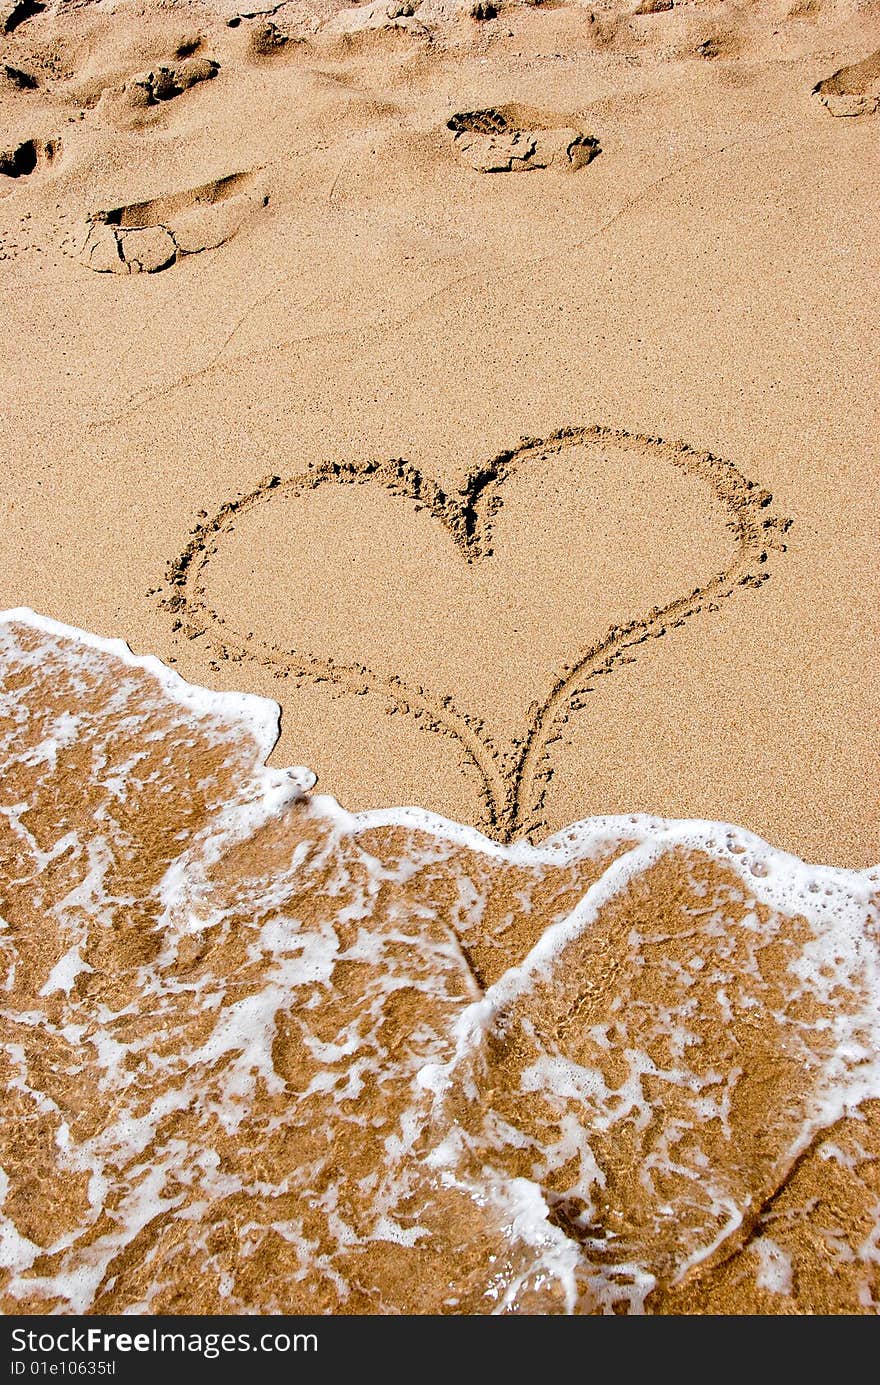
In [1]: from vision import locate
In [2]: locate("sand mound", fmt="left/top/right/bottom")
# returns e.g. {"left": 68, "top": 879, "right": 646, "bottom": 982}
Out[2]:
{"left": 813, "top": 49, "right": 880, "bottom": 116}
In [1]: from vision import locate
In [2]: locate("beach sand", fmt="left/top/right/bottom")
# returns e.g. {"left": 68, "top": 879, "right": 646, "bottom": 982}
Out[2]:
{"left": 1, "top": 0, "right": 878, "bottom": 1313}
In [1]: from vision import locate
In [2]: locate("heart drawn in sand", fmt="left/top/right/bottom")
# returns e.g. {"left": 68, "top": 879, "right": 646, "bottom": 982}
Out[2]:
{"left": 163, "top": 425, "right": 790, "bottom": 841}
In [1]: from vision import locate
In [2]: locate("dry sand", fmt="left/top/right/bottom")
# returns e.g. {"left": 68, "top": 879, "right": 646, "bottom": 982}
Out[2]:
{"left": 0, "top": 0, "right": 877, "bottom": 866}
{"left": 1, "top": 0, "right": 879, "bottom": 1316}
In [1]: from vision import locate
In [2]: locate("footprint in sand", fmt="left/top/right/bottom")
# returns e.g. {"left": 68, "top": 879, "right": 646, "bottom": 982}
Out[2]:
{"left": 813, "top": 49, "right": 880, "bottom": 117}
{"left": 0, "top": 135, "right": 58, "bottom": 182}
{"left": 71, "top": 171, "right": 268, "bottom": 275}
{"left": 95, "top": 52, "right": 219, "bottom": 124}
{"left": 446, "top": 105, "right": 600, "bottom": 174}
{"left": 0, "top": 63, "right": 38, "bottom": 91}
{"left": 243, "top": 20, "right": 305, "bottom": 61}
{"left": 0, "top": 0, "right": 44, "bottom": 35}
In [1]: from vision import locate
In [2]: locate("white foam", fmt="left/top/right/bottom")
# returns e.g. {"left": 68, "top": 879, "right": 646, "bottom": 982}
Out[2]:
{"left": 752, "top": 1236, "right": 794, "bottom": 1295}
{"left": 39, "top": 945, "right": 93, "bottom": 998}
{"left": 0, "top": 608, "right": 300, "bottom": 772}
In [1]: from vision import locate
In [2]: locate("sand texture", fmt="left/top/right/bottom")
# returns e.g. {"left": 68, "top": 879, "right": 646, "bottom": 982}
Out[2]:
{"left": 0, "top": 0, "right": 877, "bottom": 866}
{"left": 1, "top": 0, "right": 879, "bottom": 1316}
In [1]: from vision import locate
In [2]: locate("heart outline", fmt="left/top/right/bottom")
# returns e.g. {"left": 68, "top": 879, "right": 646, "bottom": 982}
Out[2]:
{"left": 162, "top": 424, "right": 790, "bottom": 841}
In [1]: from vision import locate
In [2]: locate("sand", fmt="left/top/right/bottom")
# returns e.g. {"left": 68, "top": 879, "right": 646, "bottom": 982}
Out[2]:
{"left": 1, "top": 0, "right": 879, "bottom": 1315}
{"left": 0, "top": 0, "right": 877, "bottom": 867}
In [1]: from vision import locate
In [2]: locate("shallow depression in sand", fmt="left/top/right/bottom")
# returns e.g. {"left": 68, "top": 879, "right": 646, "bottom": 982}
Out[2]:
{"left": 201, "top": 435, "right": 733, "bottom": 732}
{"left": 174, "top": 426, "right": 785, "bottom": 839}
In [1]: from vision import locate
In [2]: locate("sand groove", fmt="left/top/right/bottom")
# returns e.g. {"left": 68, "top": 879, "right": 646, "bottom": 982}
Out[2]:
{"left": 162, "top": 425, "right": 790, "bottom": 842}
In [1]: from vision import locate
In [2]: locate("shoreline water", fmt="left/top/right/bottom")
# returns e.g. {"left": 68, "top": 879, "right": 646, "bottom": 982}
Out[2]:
{"left": 1, "top": 609, "right": 878, "bottom": 1314}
